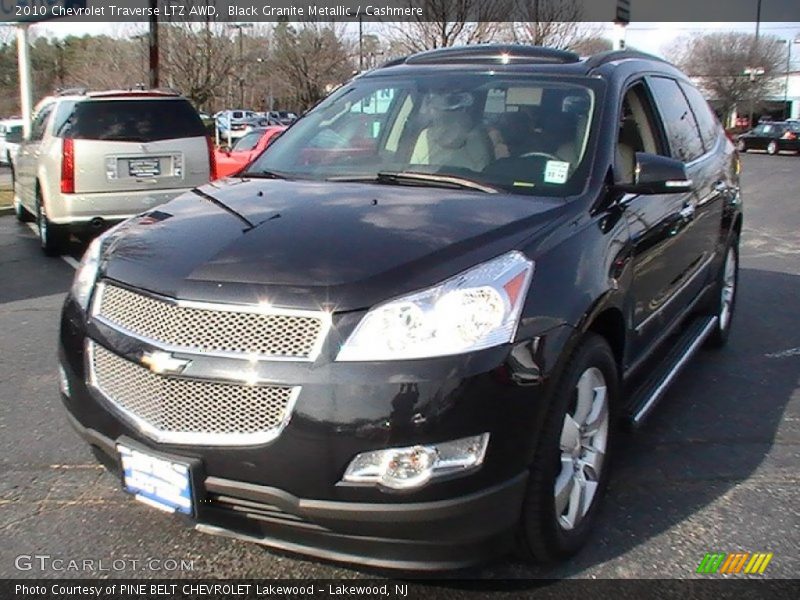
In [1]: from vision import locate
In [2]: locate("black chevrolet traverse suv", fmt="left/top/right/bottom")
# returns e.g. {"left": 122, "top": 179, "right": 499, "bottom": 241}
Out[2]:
{"left": 59, "top": 46, "right": 742, "bottom": 570}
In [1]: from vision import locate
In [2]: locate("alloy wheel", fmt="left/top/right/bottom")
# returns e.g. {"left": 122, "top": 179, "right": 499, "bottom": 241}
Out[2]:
{"left": 555, "top": 366, "right": 609, "bottom": 531}
{"left": 767, "top": 141, "right": 778, "bottom": 155}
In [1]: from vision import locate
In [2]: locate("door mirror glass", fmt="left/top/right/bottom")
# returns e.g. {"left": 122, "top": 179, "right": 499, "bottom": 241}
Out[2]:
{"left": 616, "top": 152, "right": 692, "bottom": 194}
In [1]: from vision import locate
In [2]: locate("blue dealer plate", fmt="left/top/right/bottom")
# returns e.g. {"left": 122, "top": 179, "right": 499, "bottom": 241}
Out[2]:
{"left": 118, "top": 444, "right": 192, "bottom": 515}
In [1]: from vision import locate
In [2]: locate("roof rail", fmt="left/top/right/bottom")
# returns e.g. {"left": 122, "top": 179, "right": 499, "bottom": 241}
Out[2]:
{"left": 583, "top": 49, "right": 669, "bottom": 71}
{"left": 55, "top": 87, "right": 88, "bottom": 96}
{"left": 401, "top": 44, "right": 580, "bottom": 66}
{"left": 86, "top": 88, "right": 182, "bottom": 99}
{"left": 378, "top": 55, "right": 408, "bottom": 69}
{"left": 149, "top": 87, "right": 182, "bottom": 96}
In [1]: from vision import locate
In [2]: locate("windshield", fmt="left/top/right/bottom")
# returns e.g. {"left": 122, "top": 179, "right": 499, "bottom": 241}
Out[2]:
{"left": 233, "top": 130, "right": 265, "bottom": 151}
{"left": 247, "top": 73, "right": 601, "bottom": 196}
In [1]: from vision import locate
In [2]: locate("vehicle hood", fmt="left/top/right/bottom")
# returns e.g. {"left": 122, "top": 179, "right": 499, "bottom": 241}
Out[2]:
{"left": 103, "top": 178, "right": 565, "bottom": 311}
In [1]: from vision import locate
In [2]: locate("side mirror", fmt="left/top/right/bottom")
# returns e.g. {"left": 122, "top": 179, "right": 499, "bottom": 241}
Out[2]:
{"left": 616, "top": 152, "right": 692, "bottom": 195}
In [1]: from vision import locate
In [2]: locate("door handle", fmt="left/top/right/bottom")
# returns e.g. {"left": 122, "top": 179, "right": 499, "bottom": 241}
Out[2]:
{"left": 679, "top": 204, "right": 696, "bottom": 220}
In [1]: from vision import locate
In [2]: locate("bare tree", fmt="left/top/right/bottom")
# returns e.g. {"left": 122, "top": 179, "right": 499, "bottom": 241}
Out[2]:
{"left": 60, "top": 36, "right": 142, "bottom": 90}
{"left": 499, "top": 1, "right": 607, "bottom": 51}
{"left": 667, "top": 32, "right": 786, "bottom": 124}
{"left": 267, "top": 21, "right": 354, "bottom": 111}
{"left": 569, "top": 35, "right": 613, "bottom": 56}
{"left": 384, "top": 0, "right": 509, "bottom": 53}
{"left": 160, "top": 21, "right": 236, "bottom": 109}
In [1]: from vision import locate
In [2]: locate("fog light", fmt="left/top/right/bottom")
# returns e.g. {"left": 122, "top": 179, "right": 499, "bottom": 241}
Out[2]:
{"left": 58, "top": 365, "right": 70, "bottom": 396}
{"left": 342, "top": 433, "right": 490, "bottom": 490}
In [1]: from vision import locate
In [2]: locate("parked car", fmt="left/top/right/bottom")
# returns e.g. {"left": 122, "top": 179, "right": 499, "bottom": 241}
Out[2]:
{"left": 13, "top": 89, "right": 214, "bottom": 255}
{"left": 735, "top": 120, "right": 800, "bottom": 155}
{"left": 59, "top": 46, "right": 741, "bottom": 570}
{"left": 214, "top": 125, "right": 286, "bottom": 179}
{"left": 0, "top": 118, "right": 24, "bottom": 166}
{"left": 216, "top": 109, "right": 257, "bottom": 142}
{"left": 265, "top": 110, "right": 298, "bottom": 126}
{"left": 197, "top": 111, "right": 216, "bottom": 135}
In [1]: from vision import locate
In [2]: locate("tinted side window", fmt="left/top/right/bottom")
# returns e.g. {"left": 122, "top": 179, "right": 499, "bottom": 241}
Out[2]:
{"left": 57, "top": 99, "right": 206, "bottom": 142}
{"left": 679, "top": 82, "right": 720, "bottom": 151}
{"left": 29, "top": 104, "right": 55, "bottom": 142}
{"left": 648, "top": 77, "right": 704, "bottom": 162}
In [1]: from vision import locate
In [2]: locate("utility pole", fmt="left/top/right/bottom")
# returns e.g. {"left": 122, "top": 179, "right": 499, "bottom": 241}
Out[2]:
{"left": 148, "top": 0, "right": 159, "bottom": 88}
{"left": 358, "top": 15, "right": 363, "bottom": 71}
{"left": 749, "top": 0, "right": 763, "bottom": 126}
{"left": 228, "top": 23, "right": 253, "bottom": 107}
{"left": 779, "top": 37, "right": 800, "bottom": 121}
{"left": 15, "top": 24, "right": 32, "bottom": 138}
{"left": 614, "top": 0, "right": 631, "bottom": 51}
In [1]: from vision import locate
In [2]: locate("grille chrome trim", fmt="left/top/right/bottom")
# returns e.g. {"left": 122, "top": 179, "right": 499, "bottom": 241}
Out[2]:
{"left": 91, "top": 282, "right": 331, "bottom": 362}
{"left": 86, "top": 341, "right": 300, "bottom": 446}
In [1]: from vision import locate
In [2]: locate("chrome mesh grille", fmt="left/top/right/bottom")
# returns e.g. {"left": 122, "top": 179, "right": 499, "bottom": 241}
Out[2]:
{"left": 89, "top": 342, "right": 296, "bottom": 445}
{"left": 94, "top": 283, "right": 326, "bottom": 359}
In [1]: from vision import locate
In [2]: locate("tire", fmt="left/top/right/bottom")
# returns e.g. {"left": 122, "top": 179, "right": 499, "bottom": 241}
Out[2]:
{"left": 13, "top": 196, "right": 32, "bottom": 223}
{"left": 705, "top": 237, "right": 739, "bottom": 349}
{"left": 736, "top": 139, "right": 747, "bottom": 152}
{"left": 516, "top": 333, "right": 618, "bottom": 563}
{"left": 36, "top": 189, "right": 68, "bottom": 257}
{"left": 766, "top": 140, "right": 778, "bottom": 155}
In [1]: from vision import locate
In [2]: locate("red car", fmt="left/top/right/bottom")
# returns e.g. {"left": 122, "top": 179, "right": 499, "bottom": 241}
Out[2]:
{"left": 213, "top": 125, "right": 286, "bottom": 179}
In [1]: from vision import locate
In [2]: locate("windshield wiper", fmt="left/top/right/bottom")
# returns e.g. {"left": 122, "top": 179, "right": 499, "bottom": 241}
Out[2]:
{"left": 238, "top": 169, "right": 286, "bottom": 180}
{"left": 329, "top": 171, "right": 498, "bottom": 193}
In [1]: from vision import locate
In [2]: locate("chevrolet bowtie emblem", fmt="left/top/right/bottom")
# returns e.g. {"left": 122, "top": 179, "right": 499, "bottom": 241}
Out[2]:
{"left": 140, "top": 351, "right": 190, "bottom": 375}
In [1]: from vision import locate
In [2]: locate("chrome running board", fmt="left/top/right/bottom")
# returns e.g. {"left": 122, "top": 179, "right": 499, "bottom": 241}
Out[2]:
{"left": 629, "top": 316, "right": 718, "bottom": 427}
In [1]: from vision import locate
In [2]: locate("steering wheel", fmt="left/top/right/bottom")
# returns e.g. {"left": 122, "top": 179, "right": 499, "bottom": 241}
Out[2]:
{"left": 520, "top": 151, "right": 561, "bottom": 161}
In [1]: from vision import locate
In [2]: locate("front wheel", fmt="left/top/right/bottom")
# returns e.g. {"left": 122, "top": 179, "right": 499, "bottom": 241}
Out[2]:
{"left": 705, "top": 239, "right": 739, "bottom": 348}
{"left": 516, "top": 334, "right": 618, "bottom": 563}
{"left": 766, "top": 140, "right": 778, "bottom": 155}
{"left": 736, "top": 139, "right": 747, "bottom": 152}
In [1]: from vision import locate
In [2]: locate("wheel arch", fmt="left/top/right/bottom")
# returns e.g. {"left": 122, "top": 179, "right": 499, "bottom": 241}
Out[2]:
{"left": 585, "top": 307, "right": 626, "bottom": 374}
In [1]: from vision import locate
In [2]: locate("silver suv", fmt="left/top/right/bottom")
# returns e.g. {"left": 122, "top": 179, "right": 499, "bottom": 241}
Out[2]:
{"left": 13, "top": 90, "right": 214, "bottom": 255}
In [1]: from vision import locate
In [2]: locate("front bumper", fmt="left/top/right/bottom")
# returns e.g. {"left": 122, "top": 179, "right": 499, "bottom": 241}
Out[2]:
{"left": 64, "top": 409, "right": 527, "bottom": 570}
{"left": 59, "top": 286, "right": 568, "bottom": 569}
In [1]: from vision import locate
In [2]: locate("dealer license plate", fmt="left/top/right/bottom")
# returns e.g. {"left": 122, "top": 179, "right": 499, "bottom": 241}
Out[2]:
{"left": 118, "top": 444, "right": 193, "bottom": 515}
{"left": 128, "top": 158, "right": 162, "bottom": 177}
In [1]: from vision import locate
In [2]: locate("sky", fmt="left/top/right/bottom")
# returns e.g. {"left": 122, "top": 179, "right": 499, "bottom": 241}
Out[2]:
{"left": 26, "top": 20, "right": 800, "bottom": 59}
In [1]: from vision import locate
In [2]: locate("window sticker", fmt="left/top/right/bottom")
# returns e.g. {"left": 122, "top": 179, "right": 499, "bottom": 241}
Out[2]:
{"left": 544, "top": 160, "right": 570, "bottom": 184}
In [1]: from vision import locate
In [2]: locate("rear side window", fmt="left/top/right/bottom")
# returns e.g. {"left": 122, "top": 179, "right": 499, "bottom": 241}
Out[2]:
{"left": 30, "top": 104, "right": 55, "bottom": 141}
{"left": 679, "top": 82, "right": 720, "bottom": 151}
{"left": 647, "top": 77, "right": 705, "bottom": 162}
{"left": 56, "top": 99, "right": 206, "bottom": 142}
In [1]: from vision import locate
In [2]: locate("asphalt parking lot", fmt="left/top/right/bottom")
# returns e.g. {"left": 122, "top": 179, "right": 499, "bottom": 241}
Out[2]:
{"left": 0, "top": 153, "right": 798, "bottom": 582}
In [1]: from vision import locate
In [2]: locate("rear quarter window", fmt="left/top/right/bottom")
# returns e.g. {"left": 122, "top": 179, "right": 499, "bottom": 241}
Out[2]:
{"left": 55, "top": 98, "right": 206, "bottom": 142}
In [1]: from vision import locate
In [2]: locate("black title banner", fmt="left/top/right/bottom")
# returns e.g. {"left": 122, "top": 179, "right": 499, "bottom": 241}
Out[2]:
{"left": 2, "top": 0, "right": 800, "bottom": 23}
{"left": 3, "top": 579, "right": 800, "bottom": 600}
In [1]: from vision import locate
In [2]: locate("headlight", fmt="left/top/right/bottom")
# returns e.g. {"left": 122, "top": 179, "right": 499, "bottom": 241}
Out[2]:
{"left": 342, "top": 434, "right": 490, "bottom": 490}
{"left": 70, "top": 222, "right": 126, "bottom": 310}
{"left": 337, "top": 251, "right": 533, "bottom": 361}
